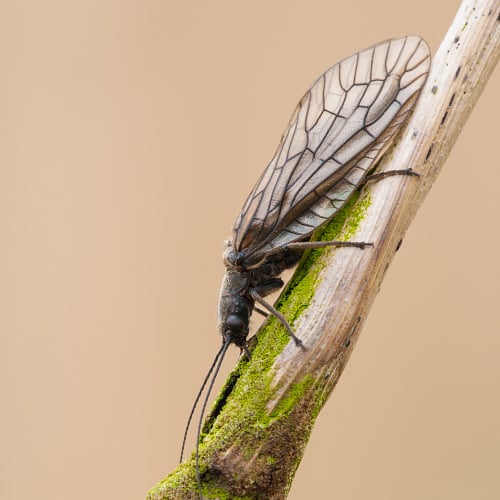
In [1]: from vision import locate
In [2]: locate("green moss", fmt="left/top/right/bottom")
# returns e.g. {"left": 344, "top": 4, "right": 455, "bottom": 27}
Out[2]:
{"left": 146, "top": 190, "right": 373, "bottom": 499}
{"left": 269, "top": 374, "right": 314, "bottom": 420}
{"left": 200, "top": 483, "right": 252, "bottom": 500}
{"left": 277, "top": 190, "right": 370, "bottom": 323}
{"left": 199, "top": 191, "right": 371, "bottom": 494}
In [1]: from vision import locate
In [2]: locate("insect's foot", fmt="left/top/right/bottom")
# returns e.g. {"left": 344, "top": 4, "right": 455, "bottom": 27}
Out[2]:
{"left": 350, "top": 241, "right": 374, "bottom": 249}
{"left": 405, "top": 168, "right": 420, "bottom": 177}
{"left": 394, "top": 168, "right": 420, "bottom": 178}
{"left": 291, "top": 334, "right": 307, "bottom": 350}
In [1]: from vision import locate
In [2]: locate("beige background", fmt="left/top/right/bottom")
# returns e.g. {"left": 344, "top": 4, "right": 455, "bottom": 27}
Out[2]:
{"left": 2, "top": 1, "right": 499, "bottom": 499}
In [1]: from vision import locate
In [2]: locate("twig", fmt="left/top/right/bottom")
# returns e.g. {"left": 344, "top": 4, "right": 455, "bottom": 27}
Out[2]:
{"left": 148, "top": 1, "right": 499, "bottom": 498}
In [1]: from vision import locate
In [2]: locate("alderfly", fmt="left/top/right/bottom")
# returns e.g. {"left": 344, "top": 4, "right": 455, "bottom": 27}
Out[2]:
{"left": 180, "top": 35, "right": 431, "bottom": 496}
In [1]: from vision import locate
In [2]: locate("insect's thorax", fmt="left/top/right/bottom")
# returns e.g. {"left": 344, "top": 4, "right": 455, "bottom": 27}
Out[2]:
{"left": 218, "top": 243, "right": 304, "bottom": 348}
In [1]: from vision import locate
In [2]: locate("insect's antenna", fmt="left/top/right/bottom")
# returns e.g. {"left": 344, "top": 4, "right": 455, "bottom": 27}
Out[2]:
{"left": 195, "top": 339, "right": 231, "bottom": 498}
{"left": 179, "top": 342, "right": 227, "bottom": 464}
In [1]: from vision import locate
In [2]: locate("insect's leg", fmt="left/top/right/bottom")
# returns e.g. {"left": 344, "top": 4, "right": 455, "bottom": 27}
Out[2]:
{"left": 254, "top": 307, "right": 269, "bottom": 318}
{"left": 365, "top": 168, "right": 420, "bottom": 183}
{"left": 286, "top": 240, "right": 373, "bottom": 251}
{"left": 249, "top": 289, "right": 304, "bottom": 348}
{"left": 280, "top": 248, "right": 304, "bottom": 268}
{"left": 241, "top": 344, "right": 252, "bottom": 359}
{"left": 252, "top": 278, "right": 284, "bottom": 298}
{"left": 286, "top": 170, "right": 418, "bottom": 253}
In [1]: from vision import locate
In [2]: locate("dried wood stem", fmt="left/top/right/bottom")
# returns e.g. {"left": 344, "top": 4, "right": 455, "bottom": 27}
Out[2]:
{"left": 148, "top": 1, "right": 499, "bottom": 498}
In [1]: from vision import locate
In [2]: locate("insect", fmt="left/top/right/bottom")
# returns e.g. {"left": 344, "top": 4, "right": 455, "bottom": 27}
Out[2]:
{"left": 180, "top": 35, "right": 431, "bottom": 496}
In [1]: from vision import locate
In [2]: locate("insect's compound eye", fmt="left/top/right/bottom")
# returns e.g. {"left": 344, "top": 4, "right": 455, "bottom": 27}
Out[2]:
{"left": 226, "top": 315, "right": 246, "bottom": 333}
{"left": 223, "top": 247, "right": 246, "bottom": 268}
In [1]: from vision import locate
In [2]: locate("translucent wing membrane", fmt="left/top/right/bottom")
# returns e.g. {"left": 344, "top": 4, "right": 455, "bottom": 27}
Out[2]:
{"left": 232, "top": 36, "right": 430, "bottom": 266}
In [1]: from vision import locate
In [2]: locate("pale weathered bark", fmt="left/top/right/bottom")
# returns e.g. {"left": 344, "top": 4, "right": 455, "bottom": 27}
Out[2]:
{"left": 148, "top": 1, "right": 499, "bottom": 498}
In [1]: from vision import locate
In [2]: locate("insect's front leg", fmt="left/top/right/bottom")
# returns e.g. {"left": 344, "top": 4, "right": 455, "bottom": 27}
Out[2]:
{"left": 249, "top": 288, "right": 304, "bottom": 348}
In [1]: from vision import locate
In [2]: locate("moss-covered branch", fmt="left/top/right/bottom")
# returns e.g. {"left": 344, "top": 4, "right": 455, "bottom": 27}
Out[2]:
{"left": 148, "top": 1, "right": 499, "bottom": 498}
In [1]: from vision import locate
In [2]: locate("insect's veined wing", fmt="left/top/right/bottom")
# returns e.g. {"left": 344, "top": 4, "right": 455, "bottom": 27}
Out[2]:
{"left": 232, "top": 35, "right": 430, "bottom": 267}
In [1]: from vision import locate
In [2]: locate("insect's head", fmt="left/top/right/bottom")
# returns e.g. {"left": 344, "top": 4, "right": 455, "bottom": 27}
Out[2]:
{"left": 223, "top": 242, "right": 268, "bottom": 270}
{"left": 222, "top": 295, "right": 251, "bottom": 348}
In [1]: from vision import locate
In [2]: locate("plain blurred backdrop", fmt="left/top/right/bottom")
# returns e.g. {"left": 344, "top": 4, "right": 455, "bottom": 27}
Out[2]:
{"left": 2, "top": 1, "right": 499, "bottom": 499}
